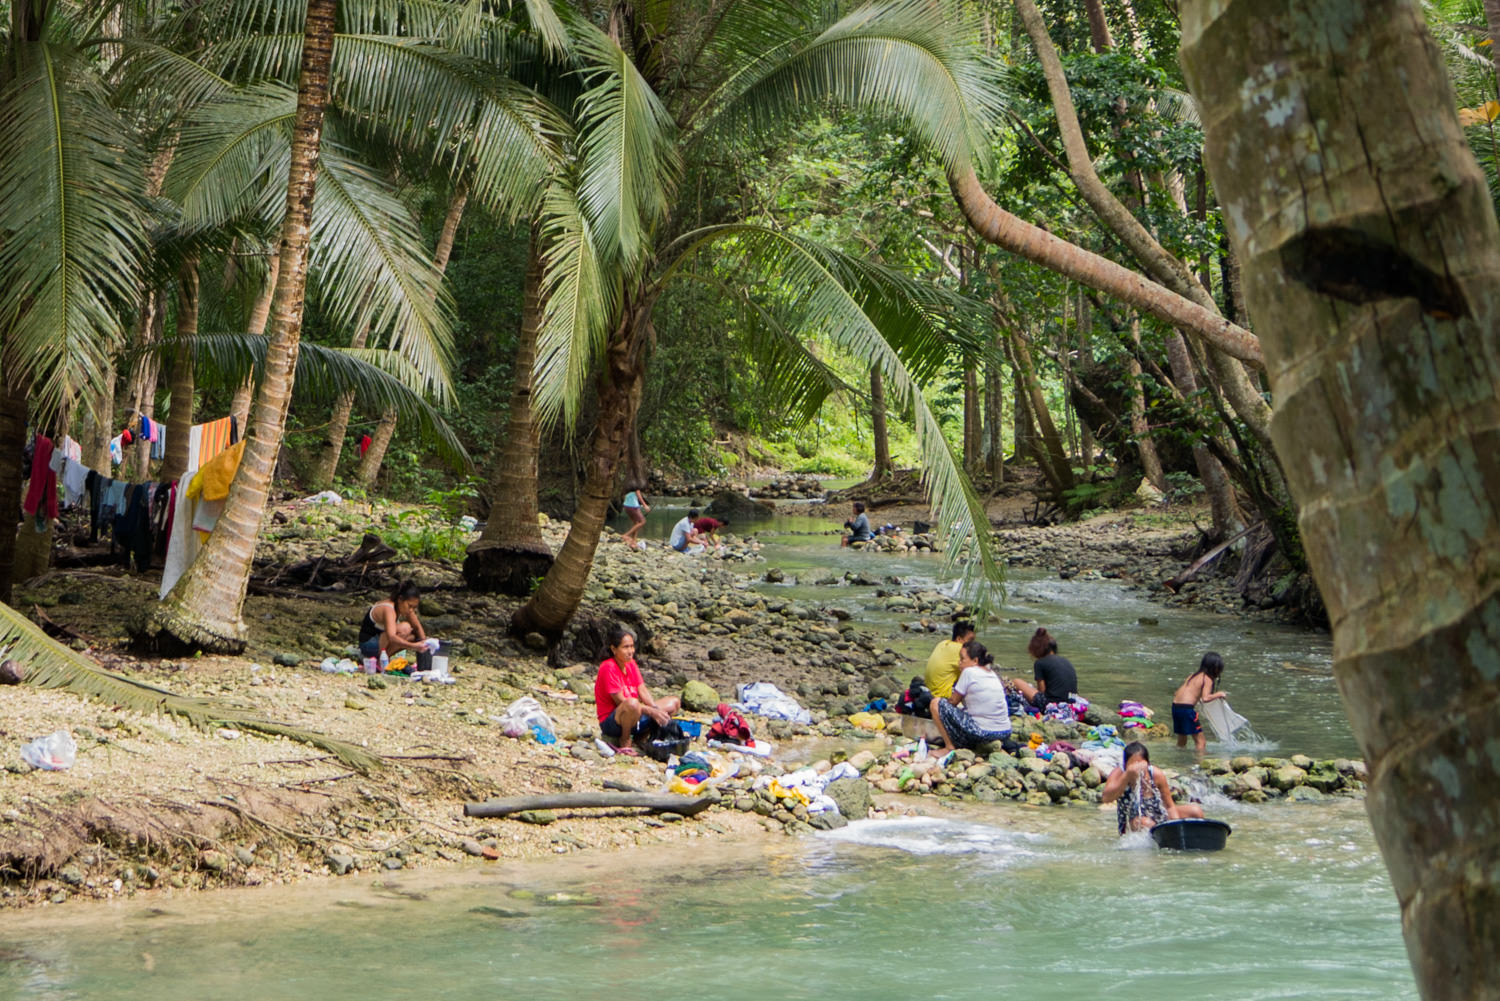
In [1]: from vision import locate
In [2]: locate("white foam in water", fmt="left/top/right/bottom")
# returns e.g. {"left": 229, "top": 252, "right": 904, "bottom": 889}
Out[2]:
{"left": 820, "top": 816, "right": 1045, "bottom": 862}
{"left": 1212, "top": 727, "right": 1278, "bottom": 752}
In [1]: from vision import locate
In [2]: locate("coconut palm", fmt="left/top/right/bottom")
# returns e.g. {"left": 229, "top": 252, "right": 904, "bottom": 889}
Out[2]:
{"left": 123, "top": 0, "right": 563, "bottom": 652}
{"left": 468, "top": 0, "right": 1012, "bottom": 635}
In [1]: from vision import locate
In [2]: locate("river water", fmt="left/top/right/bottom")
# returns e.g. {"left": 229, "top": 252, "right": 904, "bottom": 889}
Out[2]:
{"left": 1, "top": 503, "right": 1410, "bottom": 1000}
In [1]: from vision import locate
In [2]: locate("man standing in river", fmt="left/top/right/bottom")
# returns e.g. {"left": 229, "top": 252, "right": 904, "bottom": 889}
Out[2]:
{"left": 925, "top": 620, "right": 976, "bottom": 698}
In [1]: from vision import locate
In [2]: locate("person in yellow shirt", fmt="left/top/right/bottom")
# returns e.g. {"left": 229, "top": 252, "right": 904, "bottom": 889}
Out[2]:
{"left": 924, "top": 620, "right": 975, "bottom": 698}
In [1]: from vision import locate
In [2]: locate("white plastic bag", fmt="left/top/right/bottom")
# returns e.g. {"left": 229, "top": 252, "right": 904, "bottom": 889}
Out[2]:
{"left": 21, "top": 730, "right": 77, "bottom": 771}
{"left": 497, "top": 696, "right": 554, "bottom": 739}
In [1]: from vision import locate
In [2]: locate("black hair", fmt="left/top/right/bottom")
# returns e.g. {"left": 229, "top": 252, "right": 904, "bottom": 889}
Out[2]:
{"left": 688, "top": 508, "right": 700, "bottom": 519}
{"left": 606, "top": 624, "right": 635, "bottom": 656}
{"left": 961, "top": 639, "right": 993, "bottom": 666}
{"left": 952, "top": 620, "right": 976, "bottom": 641}
{"left": 391, "top": 580, "right": 421, "bottom": 603}
{"left": 1195, "top": 651, "right": 1225, "bottom": 684}
{"left": 1123, "top": 741, "right": 1150, "bottom": 764}
{"left": 853, "top": 501, "right": 866, "bottom": 514}
{"left": 1028, "top": 627, "right": 1058, "bottom": 659}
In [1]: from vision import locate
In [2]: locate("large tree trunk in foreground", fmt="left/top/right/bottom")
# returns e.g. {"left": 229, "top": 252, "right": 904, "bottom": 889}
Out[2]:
{"left": 513, "top": 304, "right": 651, "bottom": 637}
{"left": 161, "top": 260, "right": 199, "bottom": 483}
{"left": 465, "top": 226, "right": 552, "bottom": 595}
{"left": 869, "top": 366, "right": 892, "bottom": 480}
{"left": 1183, "top": 4, "right": 1500, "bottom": 998}
{"left": 142, "top": 0, "right": 337, "bottom": 653}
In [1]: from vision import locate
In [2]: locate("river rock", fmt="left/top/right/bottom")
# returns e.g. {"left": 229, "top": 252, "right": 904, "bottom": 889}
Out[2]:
{"left": 849, "top": 750, "right": 878, "bottom": 773}
{"left": 1290, "top": 754, "right": 1314, "bottom": 770}
{"left": 826, "top": 777, "right": 873, "bottom": 819}
{"left": 681, "top": 680, "right": 720, "bottom": 712}
{"left": 1081, "top": 766, "right": 1103, "bottom": 788}
{"left": 1287, "top": 785, "right": 1327, "bottom": 803}
{"left": 199, "top": 851, "right": 228, "bottom": 874}
{"left": 1230, "top": 756, "right": 1257, "bottom": 773}
{"left": 808, "top": 810, "right": 848, "bottom": 831}
{"left": 0, "top": 659, "right": 24, "bottom": 685}
{"left": 705, "top": 490, "right": 774, "bottom": 521}
{"left": 1044, "top": 776, "right": 1071, "bottom": 801}
{"left": 1269, "top": 765, "right": 1307, "bottom": 791}
{"left": 515, "top": 810, "right": 557, "bottom": 825}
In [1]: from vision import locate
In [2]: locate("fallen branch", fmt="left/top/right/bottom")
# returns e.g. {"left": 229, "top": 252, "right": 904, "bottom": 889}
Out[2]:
{"left": 463, "top": 792, "right": 713, "bottom": 819}
{"left": 1164, "top": 521, "right": 1260, "bottom": 592}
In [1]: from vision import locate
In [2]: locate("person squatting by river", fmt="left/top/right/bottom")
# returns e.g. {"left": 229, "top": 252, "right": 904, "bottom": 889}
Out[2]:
{"left": 358, "top": 580, "right": 437, "bottom": 660}
{"left": 929, "top": 640, "right": 1016, "bottom": 752}
{"left": 595, "top": 625, "right": 681, "bottom": 756}
{"left": 1100, "top": 741, "right": 1204, "bottom": 834}
{"left": 841, "top": 501, "right": 872, "bottom": 546}
{"left": 1173, "top": 652, "right": 1228, "bottom": 755}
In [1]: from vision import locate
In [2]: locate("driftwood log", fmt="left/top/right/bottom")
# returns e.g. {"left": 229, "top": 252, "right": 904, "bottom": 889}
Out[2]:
{"left": 463, "top": 792, "right": 713, "bottom": 819}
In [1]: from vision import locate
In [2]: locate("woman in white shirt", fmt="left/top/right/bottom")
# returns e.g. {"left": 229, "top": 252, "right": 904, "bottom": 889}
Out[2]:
{"left": 930, "top": 640, "right": 1014, "bottom": 750}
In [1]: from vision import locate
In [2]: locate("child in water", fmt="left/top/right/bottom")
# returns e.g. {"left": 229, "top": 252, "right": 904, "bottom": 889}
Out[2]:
{"left": 1172, "top": 651, "right": 1227, "bottom": 754}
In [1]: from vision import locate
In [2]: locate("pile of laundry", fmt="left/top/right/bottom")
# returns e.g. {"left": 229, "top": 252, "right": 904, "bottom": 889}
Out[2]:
{"left": 753, "top": 761, "right": 859, "bottom": 815}
{"left": 1117, "top": 700, "right": 1156, "bottom": 731}
{"left": 734, "top": 682, "right": 812, "bottom": 725}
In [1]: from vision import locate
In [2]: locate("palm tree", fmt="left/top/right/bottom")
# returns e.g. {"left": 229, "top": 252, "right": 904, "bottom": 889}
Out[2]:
{"left": 484, "top": 0, "right": 1010, "bottom": 636}
{"left": 1182, "top": 1, "right": 1500, "bottom": 994}
{"left": 128, "top": 0, "right": 560, "bottom": 652}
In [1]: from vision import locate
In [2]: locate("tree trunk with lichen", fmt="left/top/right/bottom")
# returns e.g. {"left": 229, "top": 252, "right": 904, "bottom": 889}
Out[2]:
{"left": 141, "top": 0, "right": 338, "bottom": 654}
{"left": 869, "top": 366, "right": 892, "bottom": 481}
{"left": 161, "top": 260, "right": 198, "bottom": 483}
{"left": 1183, "top": 3, "right": 1500, "bottom": 996}
{"left": 465, "top": 224, "right": 553, "bottom": 595}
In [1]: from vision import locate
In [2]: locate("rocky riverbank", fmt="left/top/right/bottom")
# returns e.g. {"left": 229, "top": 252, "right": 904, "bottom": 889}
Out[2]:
{"left": 1, "top": 495, "right": 1339, "bottom": 911}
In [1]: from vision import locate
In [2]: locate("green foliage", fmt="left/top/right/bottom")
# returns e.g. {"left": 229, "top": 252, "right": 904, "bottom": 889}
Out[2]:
{"left": 383, "top": 507, "right": 470, "bottom": 562}
{"left": 1164, "top": 470, "right": 1205, "bottom": 503}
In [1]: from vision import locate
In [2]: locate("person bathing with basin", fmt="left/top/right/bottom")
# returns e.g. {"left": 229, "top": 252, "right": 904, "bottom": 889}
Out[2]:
{"left": 595, "top": 625, "right": 680, "bottom": 756}
{"left": 1100, "top": 741, "right": 1204, "bottom": 834}
{"left": 1006, "top": 627, "right": 1078, "bottom": 709}
{"left": 929, "top": 640, "right": 1016, "bottom": 752}
{"left": 1173, "top": 651, "right": 1228, "bottom": 754}
{"left": 357, "top": 580, "right": 436, "bottom": 660}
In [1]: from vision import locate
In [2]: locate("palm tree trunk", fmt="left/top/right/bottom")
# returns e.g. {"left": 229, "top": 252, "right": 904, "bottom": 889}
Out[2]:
{"left": 83, "top": 363, "right": 114, "bottom": 473}
{"left": 123, "top": 290, "right": 163, "bottom": 481}
{"left": 513, "top": 303, "right": 652, "bottom": 637}
{"left": 160, "top": 260, "right": 198, "bottom": 483}
{"left": 354, "top": 183, "right": 469, "bottom": 490}
{"left": 229, "top": 252, "right": 280, "bottom": 431}
{"left": 1183, "top": 5, "right": 1500, "bottom": 996}
{"left": 311, "top": 298, "right": 373, "bottom": 489}
{"left": 143, "top": 0, "right": 338, "bottom": 654}
{"left": 869, "top": 365, "right": 892, "bottom": 480}
{"left": 465, "top": 223, "right": 552, "bottom": 594}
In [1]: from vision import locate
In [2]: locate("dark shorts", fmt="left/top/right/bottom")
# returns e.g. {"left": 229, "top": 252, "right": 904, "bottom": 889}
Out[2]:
{"left": 936, "top": 698, "right": 1011, "bottom": 750}
{"left": 1172, "top": 702, "right": 1201, "bottom": 736}
{"left": 600, "top": 709, "right": 658, "bottom": 742}
{"left": 359, "top": 636, "right": 381, "bottom": 658}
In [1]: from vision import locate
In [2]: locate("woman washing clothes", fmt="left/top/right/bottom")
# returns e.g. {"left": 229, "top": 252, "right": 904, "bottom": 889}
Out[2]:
{"left": 358, "top": 580, "right": 435, "bottom": 660}
{"left": 929, "top": 640, "right": 1015, "bottom": 751}
{"left": 1100, "top": 742, "right": 1203, "bottom": 834}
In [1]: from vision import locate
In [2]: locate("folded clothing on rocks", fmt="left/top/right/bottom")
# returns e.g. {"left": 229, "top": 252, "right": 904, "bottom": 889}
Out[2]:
{"left": 735, "top": 682, "right": 812, "bottom": 725}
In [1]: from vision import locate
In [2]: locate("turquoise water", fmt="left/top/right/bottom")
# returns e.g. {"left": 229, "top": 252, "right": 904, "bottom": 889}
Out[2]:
{"left": 1, "top": 799, "right": 1412, "bottom": 1000}
{"left": 620, "top": 504, "right": 1347, "bottom": 761}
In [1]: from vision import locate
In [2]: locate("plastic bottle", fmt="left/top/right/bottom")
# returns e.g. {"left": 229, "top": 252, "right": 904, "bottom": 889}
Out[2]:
{"left": 362, "top": 656, "right": 377, "bottom": 674}
{"left": 378, "top": 650, "right": 389, "bottom": 674}
{"left": 530, "top": 721, "right": 556, "bottom": 745}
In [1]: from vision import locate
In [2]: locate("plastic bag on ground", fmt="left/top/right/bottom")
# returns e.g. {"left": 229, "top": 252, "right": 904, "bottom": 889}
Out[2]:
{"left": 497, "top": 696, "right": 555, "bottom": 739}
{"left": 21, "top": 730, "right": 77, "bottom": 770}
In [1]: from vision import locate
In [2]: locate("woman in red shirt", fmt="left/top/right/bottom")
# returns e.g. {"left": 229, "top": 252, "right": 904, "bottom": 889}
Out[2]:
{"left": 595, "top": 626, "right": 680, "bottom": 755}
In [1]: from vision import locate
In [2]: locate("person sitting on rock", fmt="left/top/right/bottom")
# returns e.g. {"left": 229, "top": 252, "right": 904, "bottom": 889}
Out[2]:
{"left": 669, "top": 509, "right": 706, "bottom": 554}
{"left": 924, "top": 619, "right": 975, "bottom": 699}
{"left": 1173, "top": 651, "right": 1228, "bottom": 755}
{"left": 595, "top": 625, "right": 680, "bottom": 756}
{"left": 357, "top": 580, "right": 433, "bottom": 660}
{"left": 929, "top": 640, "right": 1015, "bottom": 752}
{"left": 1100, "top": 741, "right": 1203, "bottom": 834}
{"left": 1006, "top": 627, "right": 1078, "bottom": 709}
{"left": 841, "top": 501, "right": 873, "bottom": 546}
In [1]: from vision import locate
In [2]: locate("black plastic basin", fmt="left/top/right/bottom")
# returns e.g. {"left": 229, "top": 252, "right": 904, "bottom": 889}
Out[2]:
{"left": 1151, "top": 818, "right": 1232, "bottom": 851}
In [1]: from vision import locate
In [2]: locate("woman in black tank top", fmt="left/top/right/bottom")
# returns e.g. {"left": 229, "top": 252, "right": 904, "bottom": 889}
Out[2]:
{"left": 359, "top": 580, "right": 428, "bottom": 657}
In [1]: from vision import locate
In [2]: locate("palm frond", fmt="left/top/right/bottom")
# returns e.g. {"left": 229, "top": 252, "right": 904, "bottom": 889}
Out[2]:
{"left": 1154, "top": 86, "right": 1201, "bottom": 127}
{"left": 571, "top": 23, "right": 681, "bottom": 271}
{"left": 661, "top": 224, "right": 1003, "bottom": 610}
{"left": 531, "top": 174, "right": 618, "bottom": 427}
{"left": 186, "top": 333, "right": 471, "bottom": 470}
{"left": 312, "top": 147, "right": 457, "bottom": 401}
{"left": 163, "top": 81, "right": 294, "bottom": 231}
{"left": 0, "top": 41, "right": 149, "bottom": 418}
{"left": 0, "top": 601, "right": 379, "bottom": 771}
{"left": 696, "top": 0, "right": 1004, "bottom": 170}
